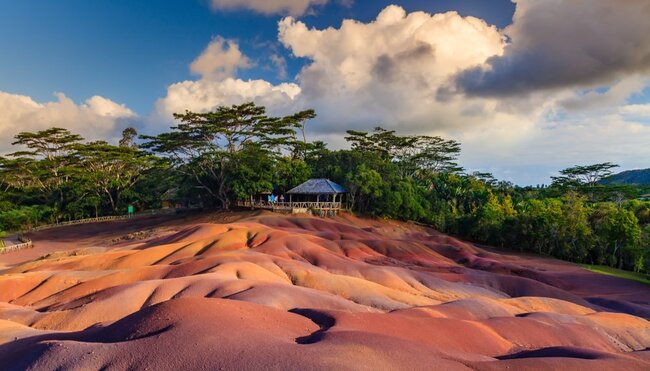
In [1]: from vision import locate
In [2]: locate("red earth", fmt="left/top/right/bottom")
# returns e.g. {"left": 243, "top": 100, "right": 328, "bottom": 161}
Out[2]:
{"left": 0, "top": 211, "right": 648, "bottom": 370}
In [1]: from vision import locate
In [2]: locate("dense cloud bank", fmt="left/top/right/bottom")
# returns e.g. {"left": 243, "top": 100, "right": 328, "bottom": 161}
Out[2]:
{"left": 454, "top": 0, "right": 650, "bottom": 97}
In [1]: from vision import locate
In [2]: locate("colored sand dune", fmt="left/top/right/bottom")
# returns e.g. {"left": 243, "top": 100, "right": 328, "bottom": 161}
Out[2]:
{"left": 0, "top": 212, "right": 649, "bottom": 370}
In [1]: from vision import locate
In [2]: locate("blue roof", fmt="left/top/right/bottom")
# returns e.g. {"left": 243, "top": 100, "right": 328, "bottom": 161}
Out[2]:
{"left": 286, "top": 178, "right": 347, "bottom": 194}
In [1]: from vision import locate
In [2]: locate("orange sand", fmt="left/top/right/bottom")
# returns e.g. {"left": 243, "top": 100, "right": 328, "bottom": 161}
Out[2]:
{"left": 0, "top": 211, "right": 648, "bottom": 370}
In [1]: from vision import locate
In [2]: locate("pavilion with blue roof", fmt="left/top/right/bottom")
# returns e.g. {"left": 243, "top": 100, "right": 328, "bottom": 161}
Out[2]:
{"left": 237, "top": 178, "right": 347, "bottom": 214}
{"left": 287, "top": 178, "right": 346, "bottom": 199}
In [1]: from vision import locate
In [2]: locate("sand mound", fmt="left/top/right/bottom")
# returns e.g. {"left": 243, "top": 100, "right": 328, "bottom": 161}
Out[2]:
{"left": 0, "top": 212, "right": 649, "bottom": 370}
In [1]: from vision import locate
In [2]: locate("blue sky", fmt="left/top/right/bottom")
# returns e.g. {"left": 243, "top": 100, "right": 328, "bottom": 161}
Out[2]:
{"left": 0, "top": 0, "right": 514, "bottom": 113}
{"left": 1, "top": 0, "right": 649, "bottom": 185}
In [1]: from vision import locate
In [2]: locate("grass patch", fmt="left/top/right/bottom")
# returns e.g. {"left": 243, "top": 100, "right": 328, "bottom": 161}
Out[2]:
{"left": 582, "top": 264, "right": 650, "bottom": 286}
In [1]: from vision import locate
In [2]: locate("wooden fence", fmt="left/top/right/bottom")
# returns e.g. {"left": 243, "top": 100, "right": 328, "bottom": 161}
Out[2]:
{"left": 0, "top": 239, "right": 33, "bottom": 255}
{"left": 27, "top": 209, "right": 175, "bottom": 232}
{"left": 236, "top": 201, "right": 343, "bottom": 212}
{"left": 0, "top": 209, "right": 180, "bottom": 255}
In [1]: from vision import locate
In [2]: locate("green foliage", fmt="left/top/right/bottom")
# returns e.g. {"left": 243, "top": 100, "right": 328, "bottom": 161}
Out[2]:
{"left": 582, "top": 265, "right": 650, "bottom": 286}
{"left": 468, "top": 192, "right": 515, "bottom": 246}
{"left": 551, "top": 162, "right": 619, "bottom": 188}
{"left": 228, "top": 143, "right": 275, "bottom": 201}
{"left": 141, "top": 102, "right": 306, "bottom": 209}
{"left": 119, "top": 127, "right": 138, "bottom": 148}
{"left": 556, "top": 192, "right": 593, "bottom": 262}
{"left": 273, "top": 157, "right": 312, "bottom": 194}
{"left": 73, "top": 141, "right": 160, "bottom": 212}
{"left": 381, "top": 179, "right": 427, "bottom": 221}
{"left": 0, "top": 205, "right": 54, "bottom": 231}
{"left": 0, "top": 128, "right": 167, "bottom": 225}
{"left": 591, "top": 203, "right": 641, "bottom": 268}
{"left": 344, "top": 127, "right": 462, "bottom": 178}
{"left": 640, "top": 226, "right": 650, "bottom": 273}
{"left": 346, "top": 164, "right": 384, "bottom": 214}
{"left": 507, "top": 198, "right": 562, "bottom": 254}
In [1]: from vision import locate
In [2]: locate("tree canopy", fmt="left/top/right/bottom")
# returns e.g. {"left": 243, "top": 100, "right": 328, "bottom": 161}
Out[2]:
{"left": 552, "top": 162, "right": 620, "bottom": 188}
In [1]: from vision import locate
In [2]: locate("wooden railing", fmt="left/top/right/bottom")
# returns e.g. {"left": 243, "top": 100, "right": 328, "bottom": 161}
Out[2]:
{"left": 0, "top": 239, "right": 33, "bottom": 255}
{"left": 237, "top": 201, "right": 343, "bottom": 211}
{"left": 27, "top": 209, "right": 176, "bottom": 232}
{"left": 0, "top": 209, "right": 179, "bottom": 255}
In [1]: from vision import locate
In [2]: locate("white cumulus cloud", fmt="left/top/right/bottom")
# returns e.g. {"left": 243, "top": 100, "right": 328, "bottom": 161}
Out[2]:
{"left": 190, "top": 37, "right": 251, "bottom": 80}
{"left": 83, "top": 95, "right": 137, "bottom": 118}
{"left": 156, "top": 78, "right": 300, "bottom": 118}
{"left": 277, "top": 5, "right": 506, "bottom": 133}
{"left": 0, "top": 91, "right": 136, "bottom": 153}
{"left": 156, "top": 38, "right": 301, "bottom": 121}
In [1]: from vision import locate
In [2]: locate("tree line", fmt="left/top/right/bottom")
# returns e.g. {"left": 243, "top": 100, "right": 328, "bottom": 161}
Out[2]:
{"left": 1, "top": 102, "right": 648, "bottom": 273}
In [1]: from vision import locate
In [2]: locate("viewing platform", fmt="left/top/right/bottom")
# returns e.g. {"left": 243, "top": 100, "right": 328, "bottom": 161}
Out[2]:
{"left": 236, "top": 200, "right": 343, "bottom": 214}
{"left": 239, "top": 178, "right": 347, "bottom": 215}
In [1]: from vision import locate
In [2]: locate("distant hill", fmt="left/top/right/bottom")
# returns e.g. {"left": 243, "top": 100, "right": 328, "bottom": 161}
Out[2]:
{"left": 600, "top": 168, "right": 650, "bottom": 185}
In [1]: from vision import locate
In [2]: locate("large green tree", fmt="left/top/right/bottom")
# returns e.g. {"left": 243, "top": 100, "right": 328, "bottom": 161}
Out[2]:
{"left": 552, "top": 162, "right": 619, "bottom": 188}
{"left": 142, "top": 102, "right": 315, "bottom": 209}
{"left": 2, "top": 128, "right": 83, "bottom": 216}
{"left": 72, "top": 141, "right": 160, "bottom": 212}
{"left": 591, "top": 203, "right": 642, "bottom": 269}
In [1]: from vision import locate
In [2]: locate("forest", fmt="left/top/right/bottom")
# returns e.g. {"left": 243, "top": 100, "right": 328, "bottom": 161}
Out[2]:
{"left": 1, "top": 102, "right": 649, "bottom": 274}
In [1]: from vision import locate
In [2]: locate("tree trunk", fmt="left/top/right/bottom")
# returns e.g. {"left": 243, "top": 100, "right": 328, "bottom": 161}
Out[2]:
{"left": 617, "top": 242, "right": 624, "bottom": 269}
{"left": 218, "top": 178, "right": 229, "bottom": 210}
{"left": 105, "top": 189, "right": 116, "bottom": 213}
{"left": 217, "top": 158, "right": 229, "bottom": 210}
